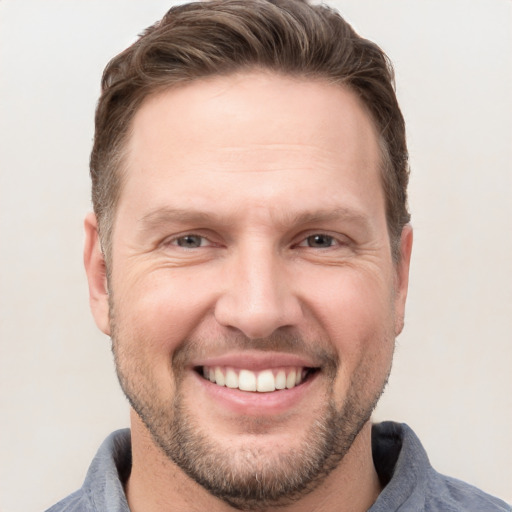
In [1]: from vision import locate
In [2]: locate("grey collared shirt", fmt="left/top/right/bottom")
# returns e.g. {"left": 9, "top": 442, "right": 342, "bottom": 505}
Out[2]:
{"left": 46, "top": 422, "right": 511, "bottom": 511}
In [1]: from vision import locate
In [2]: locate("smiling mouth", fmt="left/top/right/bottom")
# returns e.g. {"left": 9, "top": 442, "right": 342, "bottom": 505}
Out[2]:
{"left": 196, "top": 366, "right": 319, "bottom": 393}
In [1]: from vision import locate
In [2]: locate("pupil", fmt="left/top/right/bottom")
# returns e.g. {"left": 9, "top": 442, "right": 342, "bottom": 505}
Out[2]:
{"left": 178, "top": 235, "right": 201, "bottom": 248}
{"left": 309, "top": 234, "right": 332, "bottom": 247}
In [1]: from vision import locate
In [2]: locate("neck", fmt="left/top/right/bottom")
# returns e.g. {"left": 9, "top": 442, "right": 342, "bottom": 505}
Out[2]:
{"left": 125, "top": 410, "right": 381, "bottom": 512}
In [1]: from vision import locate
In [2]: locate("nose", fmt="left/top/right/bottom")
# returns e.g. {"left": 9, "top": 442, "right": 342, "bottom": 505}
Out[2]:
{"left": 214, "top": 242, "right": 303, "bottom": 339}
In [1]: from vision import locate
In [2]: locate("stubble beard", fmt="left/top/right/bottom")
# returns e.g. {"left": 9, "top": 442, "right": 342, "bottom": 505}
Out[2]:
{"left": 156, "top": 382, "right": 384, "bottom": 511}
{"left": 110, "top": 310, "right": 392, "bottom": 510}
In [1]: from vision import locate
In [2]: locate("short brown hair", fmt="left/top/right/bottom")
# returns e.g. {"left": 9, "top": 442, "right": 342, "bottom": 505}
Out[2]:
{"left": 91, "top": 0, "right": 410, "bottom": 261}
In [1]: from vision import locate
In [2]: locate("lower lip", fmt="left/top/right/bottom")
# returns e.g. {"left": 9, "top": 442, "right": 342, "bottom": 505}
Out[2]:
{"left": 192, "top": 370, "right": 319, "bottom": 416}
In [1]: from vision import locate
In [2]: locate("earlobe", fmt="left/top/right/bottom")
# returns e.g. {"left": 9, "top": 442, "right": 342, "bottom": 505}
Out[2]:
{"left": 394, "top": 224, "right": 413, "bottom": 336}
{"left": 83, "top": 212, "right": 111, "bottom": 336}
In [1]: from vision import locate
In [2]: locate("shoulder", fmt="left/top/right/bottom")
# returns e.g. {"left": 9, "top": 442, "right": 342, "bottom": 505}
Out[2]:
{"left": 371, "top": 422, "right": 511, "bottom": 512}
{"left": 44, "top": 429, "right": 132, "bottom": 512}
{"left": 425, "top": 472, "right": 511, "bottom": 512}
{"left": 45, "top": 490, "right": 91, "bottom": 512}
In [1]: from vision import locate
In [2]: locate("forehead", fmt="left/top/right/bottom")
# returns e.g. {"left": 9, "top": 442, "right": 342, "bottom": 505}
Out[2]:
{"left": 128, "top": 72, "right": 379, "bottom": 166}
{"left": 118, "top": 72, "right": 383, "bottom": 224}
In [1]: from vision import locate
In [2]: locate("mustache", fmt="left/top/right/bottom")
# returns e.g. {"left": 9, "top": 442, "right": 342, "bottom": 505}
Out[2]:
{"left": 172, "top": 330, "right": 339, "bottom": 373}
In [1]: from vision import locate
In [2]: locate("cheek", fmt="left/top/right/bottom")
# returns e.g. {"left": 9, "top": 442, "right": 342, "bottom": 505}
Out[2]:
{"left": 307, "top": 267, "right": 395, "bottom": 338}
{"left": 112, "top": 270, "right": 215, "bottom": 356}
{"left": 305, "top": 269, "right": 396, "bottom": 383}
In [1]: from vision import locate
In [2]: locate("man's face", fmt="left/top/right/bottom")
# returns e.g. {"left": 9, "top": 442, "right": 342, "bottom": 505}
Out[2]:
{"left": 86, "top": 72, "right": 411, "bottom": 508}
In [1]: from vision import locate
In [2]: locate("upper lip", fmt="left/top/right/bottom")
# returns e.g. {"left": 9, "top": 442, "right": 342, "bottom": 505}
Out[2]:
{"left": 191, "top": 350, "right": 321, "bottom": 371}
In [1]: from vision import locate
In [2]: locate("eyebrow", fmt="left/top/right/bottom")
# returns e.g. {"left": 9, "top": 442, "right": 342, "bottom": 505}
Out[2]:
{"left": 137, "top": 206, "right": 372, "bottom": 232}
{"left": 284, "top": 207, "right": 371, "bottom": 229}
{"left": 139, "top": 208, "right": 214, "bottom": 229}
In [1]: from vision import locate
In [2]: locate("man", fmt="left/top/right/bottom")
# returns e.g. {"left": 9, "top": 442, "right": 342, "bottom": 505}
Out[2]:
{"left": 47, "top": 1, "right": 510, "bottom": 511}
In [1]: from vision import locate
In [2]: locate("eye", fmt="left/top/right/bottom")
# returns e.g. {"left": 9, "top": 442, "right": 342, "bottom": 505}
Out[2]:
{"left": 299, "top": 234, "right": 337, "bottom": 248}
{"left": 173, "top": 234, "right": 207, "bottom": 249}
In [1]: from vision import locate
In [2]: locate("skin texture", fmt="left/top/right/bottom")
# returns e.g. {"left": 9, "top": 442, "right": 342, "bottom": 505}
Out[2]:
{"left": 84, "top": 72, "right": 413, "bottom": 512}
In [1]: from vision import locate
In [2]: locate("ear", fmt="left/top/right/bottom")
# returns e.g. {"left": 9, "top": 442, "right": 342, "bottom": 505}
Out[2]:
{"left": 83, "top": 212, "right": 111, "bottom": 336}
{"left": 394, "top": 224, "right": 413, "bottom": 336}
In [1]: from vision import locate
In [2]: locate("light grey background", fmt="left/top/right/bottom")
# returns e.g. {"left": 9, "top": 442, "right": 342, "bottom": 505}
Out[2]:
{"left": 0, "top": 1, "right": 511, "bottom": 511}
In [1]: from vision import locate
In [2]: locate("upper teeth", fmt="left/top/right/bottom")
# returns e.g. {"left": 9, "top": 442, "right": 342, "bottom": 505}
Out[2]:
{"left": 202, "top": 366, "right": 305, "bottom": 392}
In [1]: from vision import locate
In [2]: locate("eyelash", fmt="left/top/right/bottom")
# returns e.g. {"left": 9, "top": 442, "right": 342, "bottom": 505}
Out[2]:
{"left": 166, "top": 232, "right": 347, "bottom": 250}
{"left": 169, "top": 234, "right": 212, "bottom": 249}
{"left": 296, "top": 234, "right": 340, "bottom": 249}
